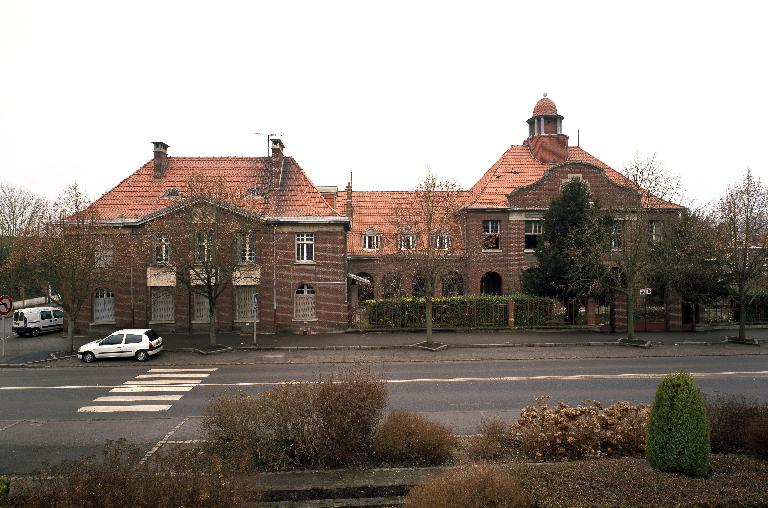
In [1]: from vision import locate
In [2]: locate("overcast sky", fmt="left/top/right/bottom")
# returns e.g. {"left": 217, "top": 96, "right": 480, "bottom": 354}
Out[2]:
{"left": 1, "top": 1, "right": 765, "bottom": 208}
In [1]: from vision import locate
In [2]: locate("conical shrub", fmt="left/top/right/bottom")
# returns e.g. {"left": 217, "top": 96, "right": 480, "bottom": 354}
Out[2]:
{"left": 646, "top": 372, "right": 710, "bottom": 477}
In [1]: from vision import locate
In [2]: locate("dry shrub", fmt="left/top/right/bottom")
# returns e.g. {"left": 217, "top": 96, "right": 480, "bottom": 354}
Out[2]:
{"left": 373, "top": 410, "right": 457, "bottom": 466}
{"left": 511, "top": 397, "right": 649, "bottom": 461}
{"left": 745, "top": 412, "right": 768, "bottom": 459}
{"left": 469, "top": 417, "right": 515, "bottom": 461}
{"left": 9, "top": 440, "right": 251, "bottom": 508}
{"left": 203, "top": 368, "right": 387, "bottom": 471}
{"left": 405, "top": 463, "right": 534, "bottom": 508}
{"left": 706, "top": 394, "right": 768, "bottom": 457}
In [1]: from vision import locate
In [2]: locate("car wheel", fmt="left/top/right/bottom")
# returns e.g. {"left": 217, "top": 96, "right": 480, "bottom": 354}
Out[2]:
{"left": 82, "top": 352, "right": 95, "bottom": 363}
{"left": 31, "top": 328, "right": 40, "bottom": 337}
{"left": 135, "top": 350, "right": 148, "bottom": 362}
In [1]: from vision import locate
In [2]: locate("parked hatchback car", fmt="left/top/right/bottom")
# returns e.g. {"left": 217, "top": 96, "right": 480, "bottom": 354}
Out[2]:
{"left": 78, "top": 329, "right": 163, "bottom": 363}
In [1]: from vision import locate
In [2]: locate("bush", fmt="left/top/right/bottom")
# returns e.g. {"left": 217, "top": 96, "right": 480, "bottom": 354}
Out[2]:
{"left": 363, "top": 294, "right": 552, "bottom": 329}
{"left": 0, "top": 477, "right": 9, "bottom": 508}
{"left": 405, "top": 463, "right": 534, "bottom": 508}
{"left": 203, "top": 368, "right": 387, "bottom": 471}
{"left": 469, "top": 417, "right": 515, "bottom": 461}
{"left": 511, "top": 397, "right": 649, "bottom": 460}
{"left": 646, "top": 372, "right": 710, "bottom": 478}
{"left": 9, "top": 440, "right": 250, "bottom": 508}
{"left": 746, "top": 412, "right": 768, "bottom": 459}
{"left": 706, "top": 394, "right": 768, "bottom": 457}
{"left": 373, "top": 410, "right": 457, "bottom": 466}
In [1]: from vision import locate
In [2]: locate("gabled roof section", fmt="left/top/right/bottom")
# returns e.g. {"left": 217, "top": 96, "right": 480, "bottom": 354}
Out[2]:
{"left": 88, "top": 156, "right": 341, "bottom": 223}
{"left": 464, "top": 144, "right": 676, "bottom": 209}
{"left": 335, "top": 190, "right": 470, "bottom": 256}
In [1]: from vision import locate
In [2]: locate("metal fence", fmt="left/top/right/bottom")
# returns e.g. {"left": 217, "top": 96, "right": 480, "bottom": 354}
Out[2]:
{"left": 698, "top": 299, "right": 768, "bottom": 325}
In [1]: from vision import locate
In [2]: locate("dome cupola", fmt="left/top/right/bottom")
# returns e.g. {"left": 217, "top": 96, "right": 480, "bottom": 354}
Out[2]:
{"left": 524, "top": 93, "right": 569, "bottom": 163}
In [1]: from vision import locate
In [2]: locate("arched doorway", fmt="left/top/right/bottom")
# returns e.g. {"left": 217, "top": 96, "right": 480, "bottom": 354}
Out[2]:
{"left": 480, "top": 272, "right": 502, "bottom": 296}
{"left": 441, "top": 271, "right": 464, "bottom": 297}
{"left": 412, "top": 273, "right": 428, "bottom": 297}
{"left": 354, "top": 272, "right": 374, "bottom": 304}
{"left": 382, "top": 272, "right": 405, "bottom": 299}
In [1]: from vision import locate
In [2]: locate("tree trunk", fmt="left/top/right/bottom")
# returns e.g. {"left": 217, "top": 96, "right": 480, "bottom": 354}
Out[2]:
{"left": 208, "top": 298, "right": 217, "bottom": 347}
{"left": 67, "top": 317, "right": 76, "bottom": 353}
{"left": 626, "top": 284, "right": 636, "bottom": 341}
{"left": 738, "top": 284, "right": 746, "bottom": 341}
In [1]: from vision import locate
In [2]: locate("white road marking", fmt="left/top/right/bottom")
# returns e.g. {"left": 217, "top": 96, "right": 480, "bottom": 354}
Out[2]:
{"left": 134, "top": 374, "right": 211, "bottom": 379}
{"left": 141, "top": 416, "right": 189, "bottom": 464}
{"left": 148, "top": 368, "right": 218, "bottom": 373}
{"left": 93, "top": 395, "right": 183, "bottom": 402}
{"left": 110, "top": 386, "right": 195, "bottom": 393}
{"left": 2, "top": 369, "right": 766, "bottom": 392}
{"left": 78, "top": 405, "right": 172, "bottom": 413}
{"left": 123, "top": 380, "right": 201, "bottom": 385}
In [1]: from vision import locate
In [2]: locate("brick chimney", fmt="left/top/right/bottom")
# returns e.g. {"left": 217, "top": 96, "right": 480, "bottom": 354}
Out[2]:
{"left": 270, "top": 138, "right": 285, "bottom": 161}
{"left": 152, "top": 141, "right": 170, "bottom": 179}
{"left": 345, "top": 181, "right": 353, "bottom": 220}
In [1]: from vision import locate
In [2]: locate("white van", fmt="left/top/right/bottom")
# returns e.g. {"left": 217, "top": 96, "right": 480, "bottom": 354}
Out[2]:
{"left": 12, "top": 307, "right": 64, "bottom": 337}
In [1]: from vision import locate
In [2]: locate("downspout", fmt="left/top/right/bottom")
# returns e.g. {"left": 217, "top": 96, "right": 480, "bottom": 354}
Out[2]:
{"left": 272, "top": 224, "right": 277, "bottom": 332}
{"left": 130, "top": 265, "right": 134, "bottom": 327}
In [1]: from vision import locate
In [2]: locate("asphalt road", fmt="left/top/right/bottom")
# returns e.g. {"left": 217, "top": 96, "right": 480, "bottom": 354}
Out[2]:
{"left": 1, "top": 354, "right": 767, "bottom": 473}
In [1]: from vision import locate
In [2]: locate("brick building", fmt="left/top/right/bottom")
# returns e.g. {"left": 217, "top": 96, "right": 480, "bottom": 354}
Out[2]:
{"left": 80, "top": 96, "right": 678, "bottom": 334}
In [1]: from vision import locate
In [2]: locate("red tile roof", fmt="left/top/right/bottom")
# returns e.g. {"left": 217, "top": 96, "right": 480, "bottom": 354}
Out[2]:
{"left": 89, "top": 156, "right": 340, "bottom": 222}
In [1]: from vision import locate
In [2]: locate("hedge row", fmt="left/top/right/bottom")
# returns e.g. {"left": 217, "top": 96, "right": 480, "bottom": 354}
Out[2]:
{"left": 363, "top": 294, "right": 555, "bottom": 329}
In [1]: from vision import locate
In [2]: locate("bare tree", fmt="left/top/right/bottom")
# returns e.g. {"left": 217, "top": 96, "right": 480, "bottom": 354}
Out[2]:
{"left": 387, "top": 171, "right": 465, "bottom": 344}
{"left": 0, "top": 182, "right": 48, "bottom": 237}
{"left": 713, "top": 169, "right": 768, "bottom": 341}
{"left": 144, "top": 173, "right": 264, "bottom": 347}
{"left": 573, "top": 155, "right": 681, "bottom": 340}
{"left": 8, "top": 184, "right": 117, "bottom": 351}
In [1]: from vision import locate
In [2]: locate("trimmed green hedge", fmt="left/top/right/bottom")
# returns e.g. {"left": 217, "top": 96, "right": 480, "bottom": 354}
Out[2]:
{"left": 363, "top": 294, "right": 554, "bottom": 329}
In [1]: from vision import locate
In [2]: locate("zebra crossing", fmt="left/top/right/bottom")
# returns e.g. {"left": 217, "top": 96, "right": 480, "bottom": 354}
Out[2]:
{"left": 77, "top": 368, "right": 217, "bottom": 413}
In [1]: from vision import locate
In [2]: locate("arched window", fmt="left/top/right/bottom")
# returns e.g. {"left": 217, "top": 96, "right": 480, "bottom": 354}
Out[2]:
{"left": 354, "top": 272, "right": 374, "bottom": 303}
{"left": 93, "top": 288, "right": 115, "bottom": 323}
{"left": 412, "top": 273, "right": 428, "bottom": 297}
{"left": 294, "top": 284, "right": 316, "bottom": 320}
{"left": 382, "top": 273, "right": 404, "bottom": 299}
{"left": 362, "top": 229, "right": 381, "bottom": 250}
{"left": 441, "top": 271, "right": 464, "bottom": 297}
{"left": 480, "top": 272, "right": 502, "bottom": 296}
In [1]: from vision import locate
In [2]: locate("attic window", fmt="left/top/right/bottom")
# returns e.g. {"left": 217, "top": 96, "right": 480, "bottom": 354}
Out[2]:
{"left": 163, "top": 188, "right": 181, "bottom": 198}
{"left": 245, "top": 187, "right": 263, "bottom": 198}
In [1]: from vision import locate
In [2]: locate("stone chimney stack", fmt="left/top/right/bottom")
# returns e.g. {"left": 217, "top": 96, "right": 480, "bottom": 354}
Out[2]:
{"left": 152, "top": 141, "right": 170, "bottom": 179}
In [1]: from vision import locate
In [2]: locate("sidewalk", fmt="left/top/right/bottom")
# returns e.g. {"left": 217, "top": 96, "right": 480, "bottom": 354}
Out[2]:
{"left": 1, "top": 327, "right": 765, "bottom": 367}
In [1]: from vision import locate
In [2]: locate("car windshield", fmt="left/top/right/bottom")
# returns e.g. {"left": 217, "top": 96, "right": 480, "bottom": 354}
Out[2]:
{"left": 145, "top": 329, "right": 159, "bottom": 341}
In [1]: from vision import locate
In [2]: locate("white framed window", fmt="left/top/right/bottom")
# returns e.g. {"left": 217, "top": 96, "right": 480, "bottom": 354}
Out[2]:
{"left": 648, "top": 220, "right": 662, "bottom": 243}
{"left": 434, "top": 231, "right": 450, "bottom": 250}
{"left": 612, "top": 220, "right": 624, "bottom": 250}
{"left": 294, "top": 284, "right": 316, "bottom": 320}
{"left": 192, "top": 291, "right": 210, "bottom": 322}
{"left": 524, "top": 220, "right": 542, "bottom": 251}
{"left": 195, "top": 231, "right": 213, "bottom": 263}
{"left": 240, "top": 232, "right": 257, "bottom": 263}
{"left": 93, "top": 288, "right": 115, "bottom": 323}
{"left": 482, "top": 220, "right": 500, "bottom": 250}
{"left": 362, "top": 229, "right": 381, "bottom": 250}
{"left": 296, "top": 233, "right": 315, "bottom": 262}
{"left": 399, "top": 231, "right": 416, "bottom": 251}
{"left": 235, "top": 286, "right": 258, "bottom": 322}
{"left": 151, "top": 287, "right": 174, "bottom": 322}
{"left": 154, "top": 234, "right": 170, "bottom": 264}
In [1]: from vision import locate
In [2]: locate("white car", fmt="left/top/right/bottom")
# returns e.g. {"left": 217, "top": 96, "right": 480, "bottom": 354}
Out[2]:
{"left": 78, "top": 329, "right": 164, "bottom": 363}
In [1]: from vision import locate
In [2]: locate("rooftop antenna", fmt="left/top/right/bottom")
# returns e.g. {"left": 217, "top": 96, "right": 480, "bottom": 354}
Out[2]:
{"left": 253, "top": 132, "right": 283, "bottom": 156}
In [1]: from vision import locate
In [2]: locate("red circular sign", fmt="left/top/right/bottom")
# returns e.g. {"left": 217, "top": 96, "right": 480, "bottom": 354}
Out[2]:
{"left": 0, "top": 295, "right": 13, "bottom": 317}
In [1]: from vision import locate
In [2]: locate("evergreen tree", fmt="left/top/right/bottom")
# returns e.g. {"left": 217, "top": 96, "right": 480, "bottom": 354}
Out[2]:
{"left": 522, "top": 179, "right": 606, "bottom": 318}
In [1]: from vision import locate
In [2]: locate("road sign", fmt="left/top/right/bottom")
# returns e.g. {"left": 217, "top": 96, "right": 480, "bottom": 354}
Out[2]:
{"left": 639, "top": 288, "right": 652, "bottom": 296}
{"left": 0, "top": 295, "right": 12, "bottom": 317}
